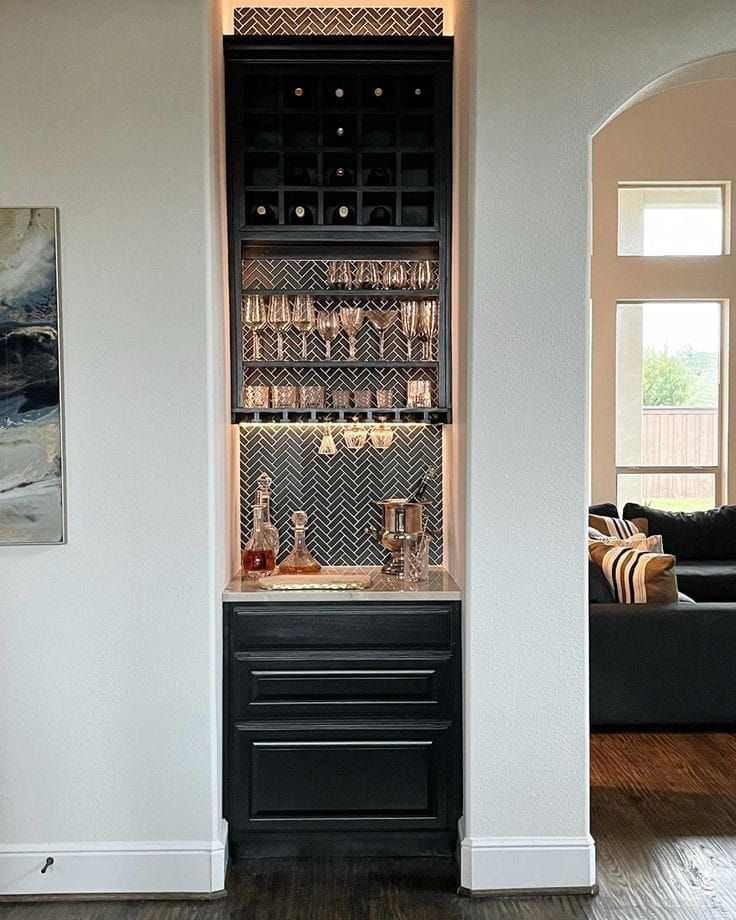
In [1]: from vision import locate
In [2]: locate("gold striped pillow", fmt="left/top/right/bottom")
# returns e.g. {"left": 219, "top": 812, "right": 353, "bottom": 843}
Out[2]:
{"left": 589, "top": 541, "right": 678, "bottom": 604}
{"left": 588, "top": 529, "right": 664, "bottom": 554}
{"left": 588, "top": 514, "right": 639, "bottom": 538}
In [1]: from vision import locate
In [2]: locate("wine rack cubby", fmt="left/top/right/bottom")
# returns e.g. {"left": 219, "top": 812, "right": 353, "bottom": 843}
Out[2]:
{"left": 226, "top": 37, "right": 452, "bottom": 424}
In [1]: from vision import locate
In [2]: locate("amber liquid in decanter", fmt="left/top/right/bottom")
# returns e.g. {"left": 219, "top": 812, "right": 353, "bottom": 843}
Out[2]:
{"left": 242, "top": 505, "right": 276, "bottom": 578}
{"left": 278, "top": 510, "right": 322, "bottom": 575}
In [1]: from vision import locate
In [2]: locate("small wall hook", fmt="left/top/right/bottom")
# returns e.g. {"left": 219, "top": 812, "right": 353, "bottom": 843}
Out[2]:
{"left": 41, "top": 857, "right": 54, "bottom": 874}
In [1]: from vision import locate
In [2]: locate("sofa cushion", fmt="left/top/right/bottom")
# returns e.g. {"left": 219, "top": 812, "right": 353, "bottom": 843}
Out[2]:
{"left": 623, "top": 502, "right": 736, "bottom": 560}
{"left": 589, "top": 558, "right": 615, "bottom": 603}
{"left": 589, "top": 503, "right": 619, "bottom": 518}
{"left": 675, "top": 561, "right": 736, "bottom": 602}
{"left": 589, "top": 513, "right": 640, "bottom": 538}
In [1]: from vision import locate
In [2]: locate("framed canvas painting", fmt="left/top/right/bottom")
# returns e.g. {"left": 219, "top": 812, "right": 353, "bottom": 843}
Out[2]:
{"left": 0, "top": 207, "right": 65, "bottom": 544}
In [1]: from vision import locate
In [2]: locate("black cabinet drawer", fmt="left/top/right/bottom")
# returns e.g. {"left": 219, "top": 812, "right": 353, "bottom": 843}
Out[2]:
{"left": 228, "top": 722, "right": 453, "bottom": 835}
{"left": 228, "top": 603, "right": 454, "bottom": 650}
{"left": 231, "top": 654, "right": 453, "bottom": 719}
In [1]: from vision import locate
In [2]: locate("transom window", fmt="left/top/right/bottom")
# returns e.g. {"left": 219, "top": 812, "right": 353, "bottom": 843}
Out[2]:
{"left": 618, "top": 184, "right": 727, "bottom": 256}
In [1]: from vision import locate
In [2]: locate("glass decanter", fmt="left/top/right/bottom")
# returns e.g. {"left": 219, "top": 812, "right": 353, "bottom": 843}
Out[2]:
{"left": 255, "top": 472, "right": 279, "bottom": 558}
{"left": 278, "top": 510, "right": 322, "bottom": 575}
{"left": 242, "top": 505, "right": 276, "bottom": 578}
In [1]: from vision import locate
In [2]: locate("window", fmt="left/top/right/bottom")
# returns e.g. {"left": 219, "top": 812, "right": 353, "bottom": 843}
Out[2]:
{"left": 618, "top": 184, "right": 727, "bottom": 256}
{"left": 615, "top": 301, "right": 723, "bottom": 511}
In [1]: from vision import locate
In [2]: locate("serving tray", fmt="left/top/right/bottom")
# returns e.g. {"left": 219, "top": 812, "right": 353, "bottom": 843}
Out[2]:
{"left": 257, "top": 573, "right": 374, "bottom": 591}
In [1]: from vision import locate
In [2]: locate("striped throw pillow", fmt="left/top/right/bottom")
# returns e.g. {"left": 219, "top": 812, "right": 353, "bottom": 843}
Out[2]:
{"left": 588, "top": 529, "right": 664, "bottom": 554}
{"left": 588, "top": 514, "right": 639, "bottom": 538}
{"left": 589, "top": 541, "right": 678, "bottom": 604}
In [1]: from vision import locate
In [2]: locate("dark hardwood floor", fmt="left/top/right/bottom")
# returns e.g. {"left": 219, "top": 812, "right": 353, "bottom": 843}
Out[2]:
{"left": 2, "top": 732, "right": 735, "bottom": 919}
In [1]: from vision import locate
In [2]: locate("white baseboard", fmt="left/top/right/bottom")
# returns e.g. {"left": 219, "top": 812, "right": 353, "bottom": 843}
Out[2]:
{"left": 459, "top": 832, "right": 596, "bottom": 894}
{"left": 0, "top": 820, "right": 228, "bottom": 897}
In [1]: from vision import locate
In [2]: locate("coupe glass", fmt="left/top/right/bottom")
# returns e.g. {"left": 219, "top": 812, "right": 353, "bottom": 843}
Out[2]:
{"left": 366, "top": 308, "right": 397, "bottom": 360}
{"left": 291, "top": 294, "right": 316, "bottom": 360}
{"left": 400, "top": 300, "right": 420, "bottom": 360}
{"left": 316, "top": 310, "right": 341, "bottom": 360}
{"left": 339, "top": 304, "right": 364, "bottom": 361}
{"left": 418, "top": 299, "right": 439, "bottom": 361}
{"left": 327, "top": 260, "right": 353, "bottom": 290}
{"left": 354, "top": 260, "right": 381, "bottom": 289}
{"left": 268, "top": 295, "right": 291, "bottom": 361}
{"left": 242, "top": 294, "right": 268, "bottom": 360}
{"left": 410, "top": 260, "right": 434, "bottom": 290}
{"left": 381, "top": 260, "right": 408, "bottom": 290}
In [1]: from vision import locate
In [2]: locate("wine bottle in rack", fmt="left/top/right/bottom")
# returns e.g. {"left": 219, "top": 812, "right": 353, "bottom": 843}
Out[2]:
{"left": 293, "top": 86, "right": 306, "bottom": 101}
{"left": 334, "top": 125, "right": 348, "bottom": 142}
{"left": 365, "top": 166, "right": 393, "bottom": 186}
{"left": 288, "top": 204, "right": 314, "bottom": 225}
{"left": 334, "top": 87, "right": 345, "bottom": 100}
{"left": 331, "top": 204, "right": 355, "bottom": 224}
{"left": 372, "top": 86, "right": 384, "bottom": 99}
{"left": 367, "top": 205, "right": 392, "bottom": 226}
{"left": 327, "top": 166, "right": 354, "bottom": 186}
{"left": 250, "top": 204, "right": 277, "bottom": 225}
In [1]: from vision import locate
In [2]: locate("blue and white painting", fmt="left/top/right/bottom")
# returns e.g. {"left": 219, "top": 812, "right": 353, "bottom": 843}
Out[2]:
{"left": 0, "top": 208, "right": 64, "bottom": 544}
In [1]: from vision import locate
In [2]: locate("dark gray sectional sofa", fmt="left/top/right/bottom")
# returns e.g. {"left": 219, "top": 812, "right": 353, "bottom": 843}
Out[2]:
{"left": 589, "top": 502, "right": 736, "bottom": 726}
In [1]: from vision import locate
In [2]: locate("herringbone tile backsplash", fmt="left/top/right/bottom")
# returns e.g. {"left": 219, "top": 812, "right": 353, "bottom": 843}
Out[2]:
{"left": 240, "top": 424, "right": 443, "bottom": 566}
{"left": 233, "top": 7, "right": 444, "bottom": 37}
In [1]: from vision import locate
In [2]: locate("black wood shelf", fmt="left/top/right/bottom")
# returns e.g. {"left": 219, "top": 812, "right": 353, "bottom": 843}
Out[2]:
{"left": 241, "top": 289, "right": 439, "bottom": 298}
{"left": 233, "top": 407, "right": 451, "bottom": 424}
{"left": 242, "top": 360, "right": 438, "bottom": 369}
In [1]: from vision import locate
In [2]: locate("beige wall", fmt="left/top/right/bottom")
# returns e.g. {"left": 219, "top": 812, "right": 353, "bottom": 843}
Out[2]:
{"left": 591, "top": 77, "right": 736, "bottom": 504}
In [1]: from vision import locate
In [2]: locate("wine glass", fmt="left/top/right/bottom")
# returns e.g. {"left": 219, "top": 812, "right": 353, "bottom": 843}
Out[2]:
{"left": 355, "top": 260, "right": 381, "bottom": 289}
{"left": 418, "top": 299, "right": 439, "bottom": 361}
{"left": 382, "top": 260, "right": 408, "bottom": 290}
{"left": 316, "top": 310, "right": 341, "bottom": 360}
{"left": 242, "top": 294, "right": 268, "bottom": 360}
{"left": 410, "top": 260, "right": 434, "bottom": 290}
{"left": 339, "top": 304, "right": 364, "bottom": 361}
{"left": 268, "top": 295, "right": 291, "bottom": 360}
{"left": 327, "top": 260, "right": 353, "bottom": 290}
{"left": 366, "top": 308, "right": 397, "bottom": 360}
{"left": 400, "top": 300, "right": 420, "bottom": 360}
{"left": 291, "top": 294, "right": 316, "bottom": 360}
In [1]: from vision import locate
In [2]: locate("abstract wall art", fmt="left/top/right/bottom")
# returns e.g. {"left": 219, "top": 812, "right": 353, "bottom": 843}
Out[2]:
{"left": 0, "top": 208, "right": 65, "bottom": 544}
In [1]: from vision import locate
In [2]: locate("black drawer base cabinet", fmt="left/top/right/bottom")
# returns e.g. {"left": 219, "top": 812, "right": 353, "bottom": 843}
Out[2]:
{"left": 224, "top": 602, "right": 462, "bottom": 858}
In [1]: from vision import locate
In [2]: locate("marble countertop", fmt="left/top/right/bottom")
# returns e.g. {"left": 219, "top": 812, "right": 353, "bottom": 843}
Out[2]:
{"left": 223, "top": 566, "right": 461, "bottom": 602}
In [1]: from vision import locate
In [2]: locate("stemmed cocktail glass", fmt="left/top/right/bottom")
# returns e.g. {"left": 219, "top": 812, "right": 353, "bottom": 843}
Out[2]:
{"left": 291, "top": 294, "right": 316, "bottom": 360}
{"left": 400, "top": 299, "right": 420, "bottom": 361}
{"left": 418, "top": 299, "right": 439, "bottom": 361}
{"left": 242, "top": 294, "right": 268, "bottom": 360}
{"left": 366, "top": 308, "right": 397, "bottom": 360}
{"left": 339, "top": 304, "right": 364, "bottom": 361}
{"left": 316, "top": 310, "right": 341, "bottom": 360}
{"left": 269, "top": 295, "right": 291, "bottom": 361}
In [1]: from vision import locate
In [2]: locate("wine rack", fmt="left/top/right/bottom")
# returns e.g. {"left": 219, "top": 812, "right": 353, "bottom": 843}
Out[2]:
{"left": 225, "top": 37, "right": 452, "bottom": 424}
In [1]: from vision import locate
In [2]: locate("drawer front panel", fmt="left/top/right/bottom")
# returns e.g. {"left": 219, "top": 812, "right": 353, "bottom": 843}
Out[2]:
{"left": 228, "top": 723, "right": 452, "bottom": 833}
{"left": 231, "top": 655, "right": 452, "bottom": 718}
{"left": 229, "top": 603, "right": 454, "bottom": 650}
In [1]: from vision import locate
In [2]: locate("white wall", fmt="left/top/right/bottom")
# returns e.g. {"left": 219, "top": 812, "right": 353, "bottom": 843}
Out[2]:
{"left": 0, "top": 0, "right": 230, "bottom": 895}
{"left": 462, "top": 0, "right": 736, "bottom": 893}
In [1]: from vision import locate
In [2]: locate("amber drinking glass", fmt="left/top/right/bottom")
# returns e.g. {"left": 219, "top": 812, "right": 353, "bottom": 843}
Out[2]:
{"left": 327, "top": 260, "right": 353, "bottom": 290}
{"left": 400, "top": 300, "right": 420, "bottom": 360}
{"left": 242, "top": 294, "right": 268, "bottom": 360}
{"left": 316, "top": 310, "right": 341, "bottom": 360}
{"left": 339, "top": 304, "right": 364, "bottom": 361}
{"left": 410, "top": 260, "right": 434, "bottom": 290}
{"left": 418, "top": 299, "right": 439, "bottom": 361}
{"left": 381, "top": 260, "right": 408, "bottom": 290}
{"left": 354, "top": 260, "right": 381, "bottom": 289}
{"left": 365, "top": 308, "right": 397, "bottom": 360}
{"left": 291, "top": 294, "right": 316, "bottom": 360}
{"left": 268, "top": 295, "right": 291, "bottom": 361}
{"left": 243, "top": 384, "right": 270, "bottom": 409}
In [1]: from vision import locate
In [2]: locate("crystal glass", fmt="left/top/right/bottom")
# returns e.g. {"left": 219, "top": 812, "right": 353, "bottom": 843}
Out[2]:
{"left": 339, "top": 304, "right": 364, "bottom": 361}
{"left": 331, "top": 388, "right": 351, "bottom": 409}
{"left": 279, "top": 510, "right": 322, "bottom": 574}
{"left": 316, "top": 310, "right": 341, "bottom": 360}
{"left": 410, "top": 260, "right": 434, "bottom": 290}
{"left": 299, "top": 385, "right": 325, "bottom": 408}
{"left": 243, "top": 384, "right": 270, "bottom": 409}
{"left": 242, "top": 505, "right": 276, "bottom": 578}
{"left": 318, "top": 424, "right": 338, "bottom": 455}
{"left": 400, "top": 299, "right": 420, "bottom": 360}
{"left": 354, "top": 389, "right": 372, "bottom": 409}
{"left": 271, "top": 384, "right": 298, "bottom": 408}
{"left": 327, "top": 260, "right": 353, "bottom": 290}
{"left": 418, "top": 299, "right": 439, "bottom": 361}
{"left": 343, "top": 423, "right": 368, "bottom": 450}
{"left": 403, "top": 532, "right": 432, "bottom": 583}
{"left": 268, "top": 294, "right": 291, "bottom": 361}
{"left": 369, "top": 423, "right": 394, "bottom": 450}
{"left": 365, "top": 308, "right": 397, "bottom": 360}
{"left": 354, "top": 260, "right": 381, "bottom": 289}
{"left": 407, "top": 379, "right": 432, "bottom": 408}
{"left": 291, "top": 294, "right": 316, "bottom": 360}
{"left": 375, "top": 388, "right": 394, "bottom": 408}
{"left": 382, "top": 260, "right": 408, "bottom": 289}
{"left": 242, "top": 294, "right": 268, "bottom": 360}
